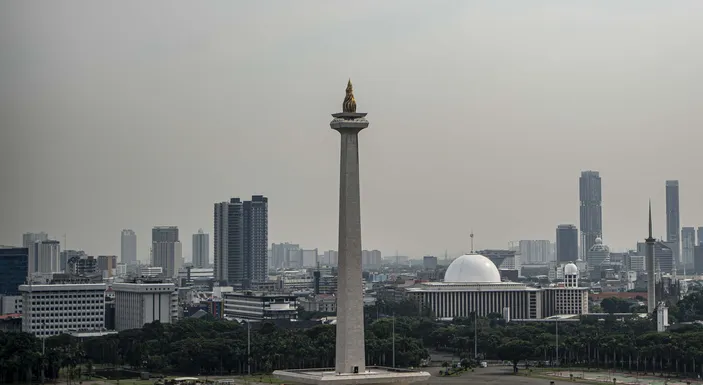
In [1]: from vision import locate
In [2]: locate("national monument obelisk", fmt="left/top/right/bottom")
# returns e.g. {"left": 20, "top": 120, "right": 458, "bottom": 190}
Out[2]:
{"left": 274, "top": 81, "right": 429, "bottom": 385}
{"left": 646, "top": 201, "right": 657, "bottom": 314}
{"left": 331, "top": 79, "right": 368, "bottom": 374}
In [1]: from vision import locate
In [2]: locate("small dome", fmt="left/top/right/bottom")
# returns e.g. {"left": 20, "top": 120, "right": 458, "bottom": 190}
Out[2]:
{"left": 444, "top": 254, "right": 501, "bottom": 283}
{"left": 564, "top": 263, "right": 579, "bottom": 275}
{"left": 595, "top": 237, "right": 603, "bottom": 245}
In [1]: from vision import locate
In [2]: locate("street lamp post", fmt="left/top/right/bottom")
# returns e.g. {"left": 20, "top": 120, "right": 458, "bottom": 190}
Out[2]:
{"left": 392, "top": 313, "right": 396, "bottom": 368}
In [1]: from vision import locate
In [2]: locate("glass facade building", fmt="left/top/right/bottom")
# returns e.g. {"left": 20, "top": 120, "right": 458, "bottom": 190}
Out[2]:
{"left": 0, "top": 247, "right": 29, "bottom": 295}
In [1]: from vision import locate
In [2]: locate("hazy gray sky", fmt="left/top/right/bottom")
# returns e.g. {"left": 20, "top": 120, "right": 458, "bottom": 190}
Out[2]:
{"left": 1, "top": 1, "right": 702, "bottom": 260}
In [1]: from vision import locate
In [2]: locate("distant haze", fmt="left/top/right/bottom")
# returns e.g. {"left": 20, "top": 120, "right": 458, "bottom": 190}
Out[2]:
{"left": 1, "top": 1, "right": 702, "bottom": 259}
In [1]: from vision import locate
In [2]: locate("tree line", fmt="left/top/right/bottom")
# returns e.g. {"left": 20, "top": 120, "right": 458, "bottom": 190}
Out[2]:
{"left": 3, "top": 291, "right": 703, "bottom": 383}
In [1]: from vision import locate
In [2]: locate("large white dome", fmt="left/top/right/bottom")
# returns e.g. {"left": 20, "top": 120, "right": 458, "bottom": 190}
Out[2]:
{"left": 564, "top": 263, "right": 579, "bottom": 275}
{"left": 444, "top": 254, "right": 501, "bottom": 283}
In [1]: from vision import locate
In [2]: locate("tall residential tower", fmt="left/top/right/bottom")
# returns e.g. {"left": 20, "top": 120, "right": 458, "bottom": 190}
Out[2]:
{"left": 121, "top": 229, "right": 137, "bottom": 265}
{"left": 579, "top": 171, "right": 603, "bottom": 259}
{"left": 151, "top": 226, "right": 182, "bottom": 278}
{"left": 666, "top": 180, "right": 681, "bottom": 264}
{"left": 192, "top": 229, "right": 209, "bottom": 268}
{"left": 213, "top": 196, "right": 268, "bottom": 287}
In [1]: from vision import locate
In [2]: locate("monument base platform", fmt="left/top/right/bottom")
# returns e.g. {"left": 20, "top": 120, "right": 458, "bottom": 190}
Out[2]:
{"left": 273, "top": 367, "right": 430, "bottom": 385}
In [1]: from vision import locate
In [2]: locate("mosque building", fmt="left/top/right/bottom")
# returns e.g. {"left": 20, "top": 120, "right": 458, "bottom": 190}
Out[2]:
{"left": 405, "top": 254, "right": 589, "bottom": 320}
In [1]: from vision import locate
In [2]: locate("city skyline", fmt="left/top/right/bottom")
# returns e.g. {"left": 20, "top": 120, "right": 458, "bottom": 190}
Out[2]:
{"left": 2, "top": 2, "right": 703, "bottom": 258}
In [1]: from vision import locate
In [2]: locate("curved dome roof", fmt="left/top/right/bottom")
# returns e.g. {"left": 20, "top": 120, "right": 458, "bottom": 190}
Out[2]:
{"left": 589, "top": 237, "right": 610, "bottom": 253}
{"left": 564, "top": 263, "right": 579, "bottom": 275}
{"left": 444, "top": 254, "right": 501, "bottom": 283}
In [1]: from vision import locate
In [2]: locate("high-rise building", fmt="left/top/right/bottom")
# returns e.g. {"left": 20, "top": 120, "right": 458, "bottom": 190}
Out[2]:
{"left": 28, "top": 240, "right": 61, "bottom": 274}
{"left": 654, "top": 241, "right": 674, "bottom": 275}
{"left": 694, "top": 245, "right": 703, "bottom": 274}
{"left": 271, "top": 243, "right": 300, "bottom": 270}
{"left": 556, "top": 224, "right": 579, "bottom": 262}
{"left": 97, "top": 255, "right": 117, "bottom": 277}
{"left": 121, "top": 229, "right": 137, "bottom": 265}
{"left": 682, "top": 227, "right": 696, "bottom": 268}
{"left": 423, "top": 256, "right": 438, "bottom": 270}
{"left": 151, "top": 226, "right": 182, "bottom": 278}
{"left": 22, "top": 232, "right": 48, "bottom": 248}
{"left": 579, "top": 171, "right": 603, "bottom": 259}
{"left": 519, "top": 240, "right": 552, "bottom": 264}
{"left": 666, "top": 180, "right": 681, "bottom": 263}
{"left": 699, "top": 227, "right": 703, "bottom": 246}
{"left": 192, "top": 229, "right": 209, "bottom": 268}
{"left": 0, "top": 247, "right": 29, "bottom": 295}
{"left": 214, "top": 196, "right": 269, "bottom": 287}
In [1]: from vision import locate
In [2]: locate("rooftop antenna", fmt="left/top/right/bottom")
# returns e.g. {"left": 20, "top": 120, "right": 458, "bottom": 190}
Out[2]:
{"left": 470, "top": 230, "right": 475, "bottom": 253}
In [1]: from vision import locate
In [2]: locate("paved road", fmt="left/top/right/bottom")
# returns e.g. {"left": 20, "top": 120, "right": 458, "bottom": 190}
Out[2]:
{"left": 427, "top": 366, "right": 574, "bottom": 385}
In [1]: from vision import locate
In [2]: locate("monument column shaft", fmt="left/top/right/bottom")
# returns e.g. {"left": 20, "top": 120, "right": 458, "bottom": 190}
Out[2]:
{"left": 647, "top": 241, "right": 656, "bottom": 313}
{"left": 335, "top": 128, "right": 365, "bottom": 374}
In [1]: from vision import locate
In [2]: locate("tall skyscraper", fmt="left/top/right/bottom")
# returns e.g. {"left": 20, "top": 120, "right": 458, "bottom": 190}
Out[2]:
{"left": 556, "top": 224, "right": 579, "bottom": 262}
{"left": 666, "top": 180, "right": 681, "bottom": 263}
{"left": 213, "top": 195, "right": 268, "bottom": 287}
{"left": 192, "top": 229, "right": 209, "bottom": 268}
{"left": 579, "top": 171, "right": 603, "bottom": 259}
{"left": 682, "top": 227, "right": 696, "bottom": 268}
{"left": 22, "top": 232, "right": 48, "bottom": 248}
{"left": 699, "top": 227, "right": 703, "bottom": 246}
{"left": 120, "top": 229, "right": 137, "bottom": 265}
{"left": 151, "top": 226, "right": 182, "bottom": 278}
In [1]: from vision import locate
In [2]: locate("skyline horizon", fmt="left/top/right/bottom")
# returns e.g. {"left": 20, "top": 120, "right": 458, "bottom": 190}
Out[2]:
{"left": 11, "top": 179, "right": 693, "bottom": 261}
{"left": 3, "top": 2, "right": 702, "bottom": 262}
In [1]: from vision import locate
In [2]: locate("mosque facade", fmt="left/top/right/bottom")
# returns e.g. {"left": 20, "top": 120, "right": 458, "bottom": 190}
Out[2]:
{"left": 405, "top": 254, "right": 589, "bottom": 320}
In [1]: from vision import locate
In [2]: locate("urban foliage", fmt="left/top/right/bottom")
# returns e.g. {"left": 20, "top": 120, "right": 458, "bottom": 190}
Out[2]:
{"left": 4, "top": 293, "right": 703, "bottom": 383}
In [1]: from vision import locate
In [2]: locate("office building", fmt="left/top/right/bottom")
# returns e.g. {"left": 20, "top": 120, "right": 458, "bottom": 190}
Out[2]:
{"left": 20, "top": 282, "right": 106, "bottom": 337}
{"left": 698, "top": 227, "right": 703, "bottom": 246}
{"left": 0, "top": 247, "right": 29, "bottom": 295}
{"left": 423, "top": 256, "right": 438, "bottom": 270}
{"left": 556, "top": 224, "right": 579, "bottom": 262}
{"left": 653, "top": 241, "right": 674, "bottom": 274}
{"left": 151, "top": 226, "right": 182, "bottom": 278}
{"left": 112, "top": 278, "right": 177, "bottom": 331}
{"left": 666, "top": 181, "right": 681, "bottom": 264}
{"left": 192, "top": 229, "right": 209, "bottom": 268}
{"left": 579, "top": 171, "right": 603, "bottom": 259}
{"left": 121, "top": 229, "right": 137, "bottom": 265}
{"left": 223, "top": 292, "right": 298, "bottom": 321}
{"left": 682, "top": 227, "right": 696, "bottom": 268}
{"left": 519, "top": 240, "right": 552, "bottom": 264}
{"left": 97, "top": 255, "right": 117, "bottom": 278}
{"left": 22, "top": 232, "right": 48, "bottom": 248}
{"left": 29, "top": 240, "right": 61, "bottom": 274}
{"left": 66, "top": 255, "right": 98, "bottom": 276}
{"left": 214, "top": 196, "right": 269, "bottom": 287}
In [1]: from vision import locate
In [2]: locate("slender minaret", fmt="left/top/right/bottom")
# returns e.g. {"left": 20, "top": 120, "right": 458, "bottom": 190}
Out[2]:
{"left": 646, "top": 201, "right": 657, "bottom": 314}
{"left": 331, "top": 79, "right": 369, "bottom": 374}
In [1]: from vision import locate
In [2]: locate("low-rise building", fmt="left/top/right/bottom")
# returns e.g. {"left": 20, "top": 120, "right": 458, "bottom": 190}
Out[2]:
{"left": 20, "top": 282, "right": 106, "bottom": 337}
{"left": 112, "top": 278, "right": 177, "bottom": 331}
{"left": 223, "top": 291, "right": 298, "bottom": 321}
{"left": 299, "top": 294, "right": 337, "bottom": 313}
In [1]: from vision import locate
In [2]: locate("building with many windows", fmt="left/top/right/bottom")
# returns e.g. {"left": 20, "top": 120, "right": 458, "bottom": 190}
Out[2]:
{"left": 0, "top": 246, "right": 29, "bottom": 295}
{"left": 405, "top": 254, "right": 588, "bottom": 320}
{"left": 192, "top": 229, "right": 209, "bottom": 268}
{"left": 214, "top": 196, "right": 269, "bottom": 287}
{"left": 19, "top": 282, "right": 106, "bottom": 337}
{"left": 121, "top": 229, "right": 137, "bottom": 265}
{"left": 223, "top": 291, "right": 297, "bottom": 321}
{"left": 112, "top": 278, "right": 177, "bottom": 331}
{"left": 579, "top": 171, "right": 603, "bottom": 259}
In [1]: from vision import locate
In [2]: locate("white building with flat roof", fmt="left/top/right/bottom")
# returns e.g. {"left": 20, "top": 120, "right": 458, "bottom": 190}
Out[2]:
{"left": 112, "top": 280, "right": 177, "bottom": 331}
{"left": 19, "top": 283, "right": 106, "bottom": 337}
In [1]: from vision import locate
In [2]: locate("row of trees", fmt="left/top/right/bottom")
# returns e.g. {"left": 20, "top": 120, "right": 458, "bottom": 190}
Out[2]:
{"left": 4, "top": 291, "right": 703, "bottom": 383}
